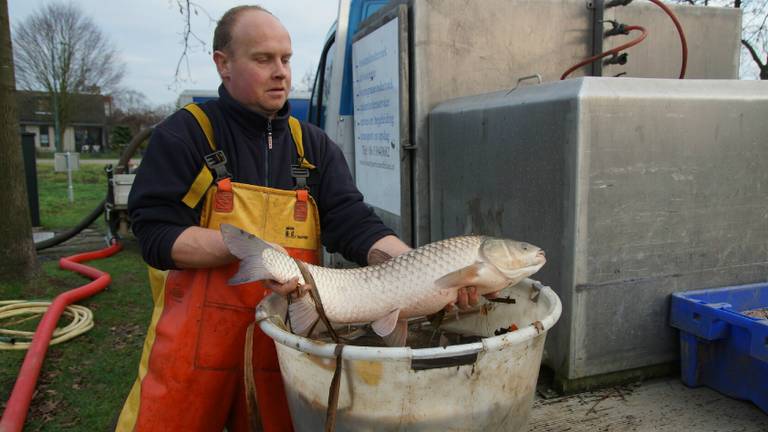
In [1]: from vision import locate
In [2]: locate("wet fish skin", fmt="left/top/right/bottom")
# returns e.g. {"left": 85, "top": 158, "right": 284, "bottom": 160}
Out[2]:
{"left": 221, "top": 224, "right": 545, "bottom": 345}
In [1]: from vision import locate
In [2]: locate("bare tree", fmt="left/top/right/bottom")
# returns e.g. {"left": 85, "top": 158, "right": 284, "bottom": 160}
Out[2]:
{"left": 670, "top": 0, "right": 767, "bottom": 79}
{"left": 172, "top": 0, "right": 215, "bottom": 86}
{"left": 12, "top": 2, "right": 125, "bottom": 151}
{"left": 108, "top": 89, "right": 167, "bottom": 147}
{"left": 0, "top": 0, "right": 36, "bottom": 282}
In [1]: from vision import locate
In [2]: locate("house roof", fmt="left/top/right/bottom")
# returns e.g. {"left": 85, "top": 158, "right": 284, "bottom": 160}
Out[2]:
{"left": 16, "top": 91, "right": 106, "bottom": 125}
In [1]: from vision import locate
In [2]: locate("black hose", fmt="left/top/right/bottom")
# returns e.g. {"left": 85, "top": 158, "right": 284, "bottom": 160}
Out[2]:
{"left": 116, "top": 127, "right": 153, "bottom": 174}
{"left": 34, "top": 200, "right": 106, "bottom": 250}
{"left": 35, "top": 127, "right": 153, "bottom": 251}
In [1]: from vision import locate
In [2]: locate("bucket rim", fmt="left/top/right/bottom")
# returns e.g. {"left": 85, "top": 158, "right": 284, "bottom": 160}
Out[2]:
{"left": 256, "top": 278, "right": 562, "bottom": 361}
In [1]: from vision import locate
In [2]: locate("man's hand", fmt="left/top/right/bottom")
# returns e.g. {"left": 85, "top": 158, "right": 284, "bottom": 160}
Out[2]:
{"left": 263, "top": 277, "right": 300, "bottom": 296}
{"left": 444, "top": 287, "right": 500, "bottom": 312}
{"left": 261, "top": 243, "right": 301, "bottom": 296}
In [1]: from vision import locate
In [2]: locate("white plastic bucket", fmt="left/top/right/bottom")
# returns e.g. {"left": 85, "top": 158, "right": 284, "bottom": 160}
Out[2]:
{"left": 256, "top": 278, "right": 562, "bottom": 432}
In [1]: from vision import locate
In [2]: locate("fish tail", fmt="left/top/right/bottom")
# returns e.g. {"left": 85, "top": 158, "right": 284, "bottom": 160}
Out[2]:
{"left": 229, "top": 255, "right": 275, "bottom": 285}
{"left": 221, "top": 224, "right": 276, "bottom": 285}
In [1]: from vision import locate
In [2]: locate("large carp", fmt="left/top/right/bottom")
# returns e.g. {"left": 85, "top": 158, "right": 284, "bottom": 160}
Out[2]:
{"left": 221, "top": 224, "right": 546, "bottom": 346}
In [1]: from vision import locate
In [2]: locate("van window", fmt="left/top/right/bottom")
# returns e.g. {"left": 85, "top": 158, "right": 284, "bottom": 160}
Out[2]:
{"left": 309, "top": 36, "right": 336, "bottom": 129}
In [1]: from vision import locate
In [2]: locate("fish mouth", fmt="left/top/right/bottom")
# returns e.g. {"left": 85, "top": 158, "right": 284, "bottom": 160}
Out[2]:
{"left": 496, "top": 260, "right": 546, "bottom": 284}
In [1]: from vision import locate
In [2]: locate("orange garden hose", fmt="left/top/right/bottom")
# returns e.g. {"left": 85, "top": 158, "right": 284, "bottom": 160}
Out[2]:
{"left": 0, "top": 241, "right": 122, "bottom": 432}
{"left": 561, "top": 25, "right": 648, "bottom": 80}
{"left": 564, "top": 0, "right": 688, "bottom": 80}
{"left": 648, "top": 0, "right": 687, "bottom": 79}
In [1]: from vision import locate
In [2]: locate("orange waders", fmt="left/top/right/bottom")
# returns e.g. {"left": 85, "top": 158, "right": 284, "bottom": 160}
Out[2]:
{"left": 116, "top": 106, "right": 319, "bottom": 432}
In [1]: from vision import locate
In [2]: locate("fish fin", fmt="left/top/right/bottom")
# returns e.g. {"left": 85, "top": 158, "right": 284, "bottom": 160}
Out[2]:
{"left": 228, "top": 256, "right": 274, "bottom": 285}
{"left": 288, "top": 295, "right": 319, "bottom": 336}
{"left": 371, "top": 309, "right": 401, "bottom": 337}
{"left": 434, "top": 263, "right": 486, "bottom": 291}
{"left": 220, "top": 224, "right": 274, "bottom": 259}
{"left": 382, "top": 320, "right": 409, "bottom": 347}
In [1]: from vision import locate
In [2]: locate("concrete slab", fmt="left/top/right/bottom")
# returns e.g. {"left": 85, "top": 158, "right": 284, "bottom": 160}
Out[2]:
{"left": 528, "top": 377, "right": 767, "bottom": 431}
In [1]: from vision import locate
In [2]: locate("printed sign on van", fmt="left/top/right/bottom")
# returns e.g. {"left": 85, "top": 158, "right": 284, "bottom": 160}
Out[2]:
{"left": 352, "top": 17, "right": 401, "bottom": 216}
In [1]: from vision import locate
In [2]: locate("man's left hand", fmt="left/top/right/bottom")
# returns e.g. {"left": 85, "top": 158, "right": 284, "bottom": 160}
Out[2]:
{"left": 445, "top": 287, "right": 500, "bottom": 312}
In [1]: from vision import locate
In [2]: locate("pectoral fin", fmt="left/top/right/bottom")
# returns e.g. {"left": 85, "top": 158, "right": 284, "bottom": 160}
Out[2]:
{"left": 288, "top": 295, "right": 319, "bottom": 336}
{"left": 372, "top": 309, "right": 401, "bottom": 337}
{"left": 382, "top": 320, "right": 408, "bottom": 347}
{"left": 434, "top": 263, "right": 486, "bottom": 294}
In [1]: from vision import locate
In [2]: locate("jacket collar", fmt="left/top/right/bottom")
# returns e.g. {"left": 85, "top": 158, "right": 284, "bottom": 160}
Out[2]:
{"left": 217, "top": 84, "right": 291, "bottom": 137}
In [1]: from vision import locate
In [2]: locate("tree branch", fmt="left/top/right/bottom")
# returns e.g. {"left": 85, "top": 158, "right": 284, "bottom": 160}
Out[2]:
{"left": 742, "top": 38, "right": 766, "bottom": 67}
{"left": 172, "top": 0, "right": 214, "bottom": 86}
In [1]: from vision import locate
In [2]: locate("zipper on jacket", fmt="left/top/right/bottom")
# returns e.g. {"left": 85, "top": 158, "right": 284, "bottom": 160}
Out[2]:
{"left": 265, "top": 120, "right": 272, "bottom": 187}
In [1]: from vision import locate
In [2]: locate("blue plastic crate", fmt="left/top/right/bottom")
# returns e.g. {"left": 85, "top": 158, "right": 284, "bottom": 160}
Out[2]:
{"left": 670, "top": 282, "right": 768, "bottom": 414}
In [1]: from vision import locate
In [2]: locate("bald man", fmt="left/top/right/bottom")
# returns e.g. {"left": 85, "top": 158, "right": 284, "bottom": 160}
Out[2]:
{"left": 117, "top": 5, "right": 410, "bottom": 431}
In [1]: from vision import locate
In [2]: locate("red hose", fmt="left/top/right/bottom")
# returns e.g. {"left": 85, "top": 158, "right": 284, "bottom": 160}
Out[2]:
{"left": 648, "top": 0, "right": 687, "bottom": 79}
{"left": 561, "top": 25, "right": 648, "bottom": 80}
{"left": 0, "top": 241, "right": 123, "bottom": 432}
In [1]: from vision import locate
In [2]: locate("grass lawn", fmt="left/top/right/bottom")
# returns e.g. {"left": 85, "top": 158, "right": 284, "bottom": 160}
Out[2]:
{"left": 0, "top": 164, "right": 152, "bottom": 431}
{"left": 36, "top": 164, "right": 109, "bottom": 231}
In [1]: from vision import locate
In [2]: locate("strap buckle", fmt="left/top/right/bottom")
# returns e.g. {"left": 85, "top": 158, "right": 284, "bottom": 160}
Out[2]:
{"left": 204, "top": 150, "right": 231, "bottom": 181}
{"left": 291, "top": 164, "right": 310, "bottom": 189}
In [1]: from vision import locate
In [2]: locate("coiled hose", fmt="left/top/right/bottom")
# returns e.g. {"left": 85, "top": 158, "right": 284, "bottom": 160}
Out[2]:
{"left": 0, "top": 301, "right": 93, "bottom": 350}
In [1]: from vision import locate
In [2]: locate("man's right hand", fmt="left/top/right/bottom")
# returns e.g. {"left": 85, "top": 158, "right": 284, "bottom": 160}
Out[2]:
{"left": 263, "top": 277, "right": 300, "bottom": 296}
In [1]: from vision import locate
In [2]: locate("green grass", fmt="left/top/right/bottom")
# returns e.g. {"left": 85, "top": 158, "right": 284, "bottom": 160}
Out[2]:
{"left": 0, "top": 163, "right": 152, "bottom": 431}
{"left": 35, "top": 150, "right": 125, "bottom": 160}
{"left": 36, "top": 164, "right": 108, "bottom": 231}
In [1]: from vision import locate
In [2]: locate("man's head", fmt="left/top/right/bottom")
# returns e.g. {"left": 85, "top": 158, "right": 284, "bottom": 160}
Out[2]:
{"left": 213, "top": 6, "right": 292, "bottom": 118}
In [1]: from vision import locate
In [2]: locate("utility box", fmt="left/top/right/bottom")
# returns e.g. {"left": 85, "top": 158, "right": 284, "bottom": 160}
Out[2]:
{"left": 112, "top": 174, "right": 135, "bottom": 210}
{"left": 429, "top": 77, "right": 768, "bottom": 389}
{"left": 54, "top": 152, "right": 80, "bottom": 172}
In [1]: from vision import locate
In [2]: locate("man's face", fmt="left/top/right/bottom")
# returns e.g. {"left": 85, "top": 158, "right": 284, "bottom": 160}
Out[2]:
{"left": 214, "top": 10, "right": 292, "bottom": 117}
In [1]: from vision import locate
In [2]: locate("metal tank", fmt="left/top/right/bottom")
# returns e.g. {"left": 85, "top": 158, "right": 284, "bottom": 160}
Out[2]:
{"left": 348, "top": 0, "right": 741, "bottom": 246}
{"left": 428, "top": 77, "right": 768, "bottom": 388}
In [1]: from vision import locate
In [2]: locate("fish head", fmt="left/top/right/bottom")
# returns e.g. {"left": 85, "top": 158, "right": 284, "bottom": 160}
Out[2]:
{"left": 479, "top": 238, "right": 546, "bottom": 282}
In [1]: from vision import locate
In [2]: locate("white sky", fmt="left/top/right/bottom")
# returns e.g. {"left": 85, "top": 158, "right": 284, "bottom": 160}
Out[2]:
{"left": 7, "top": 0, "right": 339, "bottom": 107}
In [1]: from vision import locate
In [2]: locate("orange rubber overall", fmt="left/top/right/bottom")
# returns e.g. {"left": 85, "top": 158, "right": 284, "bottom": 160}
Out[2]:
{"left": 116, "top": 110, "right": 319, "bottom": 432}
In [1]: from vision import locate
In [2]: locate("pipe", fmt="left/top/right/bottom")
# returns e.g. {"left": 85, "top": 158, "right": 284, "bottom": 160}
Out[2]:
{"left": 605, "top": 0, "right": 688, "bottom": 79}
{"left": 0, "top": 241, "right": 123, "bottom": 432}
{"left": 561, "top": 25, "right": 648, "bottom": 80}
{"left": 34, "top": 199, "right": 106, "bottom": 250}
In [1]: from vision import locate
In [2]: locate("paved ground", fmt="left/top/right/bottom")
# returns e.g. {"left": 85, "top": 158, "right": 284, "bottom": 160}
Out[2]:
{"left": 528, "top": 377, "right": 766, "bottom": 432}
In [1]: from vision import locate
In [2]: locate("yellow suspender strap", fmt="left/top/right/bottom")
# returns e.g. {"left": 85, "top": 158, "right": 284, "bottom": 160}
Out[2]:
{"left": 289, "top": 116, "right": 316, "bottom": 170}
{"left": 180, "top": 108, "right": 317, "bottom": 209}
{"left": 184, "top": 103, "right": 216, "bottom": 151}
{"left": 182, "top": 104, "right": 216, "bottom": 208}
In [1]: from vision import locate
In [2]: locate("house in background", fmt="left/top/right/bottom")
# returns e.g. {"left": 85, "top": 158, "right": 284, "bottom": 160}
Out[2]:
{"left": 17, "top": 91, "right": 109, "bottom": 153}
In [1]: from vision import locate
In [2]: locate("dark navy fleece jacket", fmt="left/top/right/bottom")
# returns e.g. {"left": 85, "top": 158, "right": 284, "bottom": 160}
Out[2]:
{"left": 128, "top": 85, "right": 394, "bottom": 269}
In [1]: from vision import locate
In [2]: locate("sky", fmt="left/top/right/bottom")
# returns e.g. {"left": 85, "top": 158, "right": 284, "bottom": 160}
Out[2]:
{"left": 7, "top": 0, "right": 339, "bottom": 107}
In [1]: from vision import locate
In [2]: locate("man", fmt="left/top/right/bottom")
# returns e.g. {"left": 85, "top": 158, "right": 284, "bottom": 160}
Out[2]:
{"left": 116, "top": 5, "right": 478, "bottom": 431}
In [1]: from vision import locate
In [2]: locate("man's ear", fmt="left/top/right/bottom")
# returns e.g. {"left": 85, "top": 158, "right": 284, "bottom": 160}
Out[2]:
{"left": 213, "top": 50, "right": 230, "bottom": 80}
